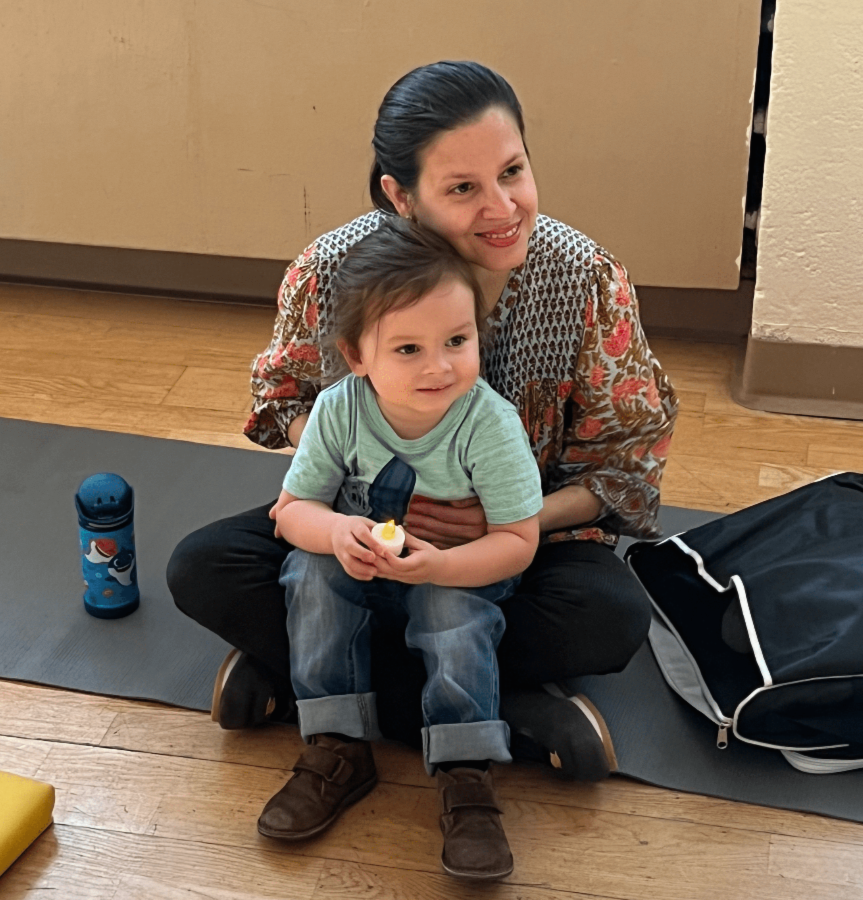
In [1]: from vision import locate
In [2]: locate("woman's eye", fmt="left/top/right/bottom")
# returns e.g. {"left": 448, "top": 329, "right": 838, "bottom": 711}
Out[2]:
{"left": 503, "top": 165, "right": 522, "bottom": 178}
{"left": 451, "top": 182, "right": 472, "bottom": 195}
{"left": 397, "top": 344, "right": 419, "bottom": 355}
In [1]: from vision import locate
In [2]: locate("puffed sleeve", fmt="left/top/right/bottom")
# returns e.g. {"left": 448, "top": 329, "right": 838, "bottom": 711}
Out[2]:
{"left": 559, "top": 249, "right": 678, "bottom": 538}
{"left": 243, "top": 243, "right": 323, "bottom": 450}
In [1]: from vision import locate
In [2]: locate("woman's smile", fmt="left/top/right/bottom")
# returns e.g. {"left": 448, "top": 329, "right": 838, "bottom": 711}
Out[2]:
{"left": 475, "top": 219, "right": 523, "bottom": 247}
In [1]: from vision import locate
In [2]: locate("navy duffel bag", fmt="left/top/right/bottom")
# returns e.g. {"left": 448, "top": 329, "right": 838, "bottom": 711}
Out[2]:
{"left": 626, "top": 472, "right": 863, "bottom": 773}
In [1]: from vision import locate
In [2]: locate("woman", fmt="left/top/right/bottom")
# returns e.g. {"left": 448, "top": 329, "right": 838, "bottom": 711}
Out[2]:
{"left": 168, "top": 60, "right": 677, "bottom": 787}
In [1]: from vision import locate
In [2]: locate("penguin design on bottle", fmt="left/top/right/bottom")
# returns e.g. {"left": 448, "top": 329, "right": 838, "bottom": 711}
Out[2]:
{"left": 107, "top": 548, "right": 137, "bottom": 587}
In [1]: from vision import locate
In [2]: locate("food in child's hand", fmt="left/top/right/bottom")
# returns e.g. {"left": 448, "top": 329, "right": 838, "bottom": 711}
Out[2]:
{"left": 371, "top": 519, "right": 406, "bottom": 556}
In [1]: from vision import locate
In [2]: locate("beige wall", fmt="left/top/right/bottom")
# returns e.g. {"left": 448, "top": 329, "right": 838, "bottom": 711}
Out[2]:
{"left": 2, "top": 1, "right": 759, "bottom": 289}
{"left": 752, "top": 0, "right": 863, "bottom": 348}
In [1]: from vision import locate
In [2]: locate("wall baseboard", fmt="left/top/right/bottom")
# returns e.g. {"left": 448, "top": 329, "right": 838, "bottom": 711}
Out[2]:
{"left": 636, "top": 281, "right": 753, "bottom": 344}
{"left": 0, "top": 237, "right": 753, "bottom": 342}
{"left": 0, "top": 238, "right": 287, "bottom": 305}
{"left": 733, "top": 336, "right": 863, "bottom": 421}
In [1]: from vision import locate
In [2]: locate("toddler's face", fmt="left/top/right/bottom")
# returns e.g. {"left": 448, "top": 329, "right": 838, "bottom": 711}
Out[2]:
{"left": 346, "top": 278, "right": 481, "bottom": 437}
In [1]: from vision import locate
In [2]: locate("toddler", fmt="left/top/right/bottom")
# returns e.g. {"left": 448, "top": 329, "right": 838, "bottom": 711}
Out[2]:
{"left": 259, "top": 217, "right": 542, "bottom": 881}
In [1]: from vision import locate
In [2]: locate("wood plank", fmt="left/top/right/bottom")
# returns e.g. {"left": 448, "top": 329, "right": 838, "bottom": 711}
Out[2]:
{"left": 161, "top": 366, "right": 254, "bottom": 413}
{"left": 0, "top": 825, "right": 123, "bottom": 899}
{"left": 0, "top": 348, "right": 184, "bottom": 406}
{"left": 0, "top": 397, "right": 146, "bottom": 432}
{"left": 311, "top": 858, "right": 609, "bottom": 900}
{"left": 0, "top": 398, "right": 275, "bottom": 450}
{"left": 0, "top": 823, "right": 322, "bottom": 900}
{"left": 0, "top": 310, "right": 270, "bottom": 371}
{"left": 807, "top": 443, "right": 863, "bottom": 472}
{"left": 768, "top": 834, "right": 863, "bottom": 889}
{"left": 672, "top": 388, "right": 706, "bottom": 414}
{"left": 0, "top": 680, "right": 127, "bottom": 745}
{"left": 757, "top": 464, "right": 837, "bottom": 491}
{"left": 0, "top": 734, "right": 53, "bottom": 778}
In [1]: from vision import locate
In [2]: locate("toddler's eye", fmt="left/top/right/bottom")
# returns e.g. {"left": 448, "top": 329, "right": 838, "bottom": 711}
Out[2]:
{"left": 447, "top": 335, "right": 467, "bottom": 347}
{"left": 397, "top": 344, "right": 419, "bottom": 355}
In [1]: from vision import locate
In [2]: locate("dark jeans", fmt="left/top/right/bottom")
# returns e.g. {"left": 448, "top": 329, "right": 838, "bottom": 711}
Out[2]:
{"left": 166, "top": 501, "right": 651, "bottom": 746}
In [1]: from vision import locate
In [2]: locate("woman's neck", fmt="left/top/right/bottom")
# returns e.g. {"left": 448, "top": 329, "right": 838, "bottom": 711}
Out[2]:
{"left": 473, "top": 268, "right": 512, "bottom": 317}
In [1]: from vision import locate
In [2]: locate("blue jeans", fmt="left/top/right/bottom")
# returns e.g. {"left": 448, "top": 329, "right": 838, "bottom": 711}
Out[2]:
{"left": 280, "top": 549, "right": 516, "bottom": 773}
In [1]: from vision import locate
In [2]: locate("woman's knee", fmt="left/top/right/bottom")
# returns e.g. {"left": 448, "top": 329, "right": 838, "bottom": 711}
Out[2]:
{"left": 165, "top": 526, "right": 217, "bottom": 618}
{"left": 599, "top": 579, "right": 652, "bottom": 672}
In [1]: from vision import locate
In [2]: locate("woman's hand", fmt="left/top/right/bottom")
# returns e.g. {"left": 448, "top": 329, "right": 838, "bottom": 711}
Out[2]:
{"left": 373, "top": 533, "right": 445, "bottom": 584}
{"left": 402, "top": 495, "right": 488, "bottom": 550}
{"left": 269, "top": 491, "right": 294, "bottom": 540}
{"left": 331, "top": 514, "right": 381, "bottom": 581}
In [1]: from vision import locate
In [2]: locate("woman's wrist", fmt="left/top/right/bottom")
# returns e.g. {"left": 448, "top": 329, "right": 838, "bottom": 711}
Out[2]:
{"left": 538, "top": 485, "right": 603, "bottom": 533}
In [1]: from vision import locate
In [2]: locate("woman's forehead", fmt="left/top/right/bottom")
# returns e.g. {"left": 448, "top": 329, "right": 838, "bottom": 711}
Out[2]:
{"left": 419, "top": 107, "right": 525, "bottom": 181}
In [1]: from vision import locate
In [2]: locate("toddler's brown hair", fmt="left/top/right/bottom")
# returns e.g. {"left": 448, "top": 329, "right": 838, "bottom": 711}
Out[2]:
{"left": 330, "top": 216, "right": 485, "bottom": 359}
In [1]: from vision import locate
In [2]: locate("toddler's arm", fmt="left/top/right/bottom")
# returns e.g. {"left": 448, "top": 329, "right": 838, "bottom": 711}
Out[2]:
{"left": 374, "top": 514, "right": 539, "bottom": 587}
{"left": 275, "top": 490, "right": 381, "bottom": 581}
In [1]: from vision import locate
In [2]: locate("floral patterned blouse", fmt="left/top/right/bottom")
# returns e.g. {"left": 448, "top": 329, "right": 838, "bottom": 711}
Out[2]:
{"left": 245, "top": 211, "right": 678, "bottom": 546}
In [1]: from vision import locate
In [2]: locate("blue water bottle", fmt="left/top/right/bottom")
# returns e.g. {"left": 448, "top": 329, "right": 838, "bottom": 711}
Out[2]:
{"left": 75, "top": 473, "right": 140, "bottom": 618}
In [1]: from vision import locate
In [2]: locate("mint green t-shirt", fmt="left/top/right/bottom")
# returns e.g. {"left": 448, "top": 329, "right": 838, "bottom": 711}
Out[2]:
{"left": 283, "top": 375, "right": 543, "bottom": 526}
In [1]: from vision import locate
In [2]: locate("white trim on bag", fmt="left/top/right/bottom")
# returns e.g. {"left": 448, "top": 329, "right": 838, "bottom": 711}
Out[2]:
{"left": 731, "top": 674, "right": 863, "bottom": 752}
{"left": 669, "top": 537, "right": 773, "bottom": 688}
{"left": 781, "top": 749, "right": 863, "bottom": 774}
{"left": 627, "top": 553, "right": 732, "bottom": 730}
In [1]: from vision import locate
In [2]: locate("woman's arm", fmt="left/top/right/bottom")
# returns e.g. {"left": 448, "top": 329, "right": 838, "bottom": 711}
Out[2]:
{"left": 538, "top": 485, "right": 603, "bottom": 533}
{"left": 244, "top": 247, "right": 323, "bottom": 451}
{"left": 374, "top": 515, "right": 539, "bottom": 588}
{"left": 552, "top": 251, "right": 678, "bottom": 539}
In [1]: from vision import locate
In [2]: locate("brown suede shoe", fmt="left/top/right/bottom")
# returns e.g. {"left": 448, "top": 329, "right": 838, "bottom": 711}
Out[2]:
{"left": 257, "top": 735, "right": 377, "bottom": 840}
{"left": 437, "top": 766, "right": 513, "bottom": 881}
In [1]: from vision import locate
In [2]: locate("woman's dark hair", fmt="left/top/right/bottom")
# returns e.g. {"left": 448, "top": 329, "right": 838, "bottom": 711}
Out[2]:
{"left": 330, "top": 217, "right": 485, "bottom": 357}
{"left": 370, "top": 61, "right": 527, "bottom": 213}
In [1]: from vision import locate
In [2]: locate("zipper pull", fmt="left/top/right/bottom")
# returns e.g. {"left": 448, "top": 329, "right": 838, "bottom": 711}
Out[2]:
{"left": 716, "top": 723, "right": 729, "bottom": 749}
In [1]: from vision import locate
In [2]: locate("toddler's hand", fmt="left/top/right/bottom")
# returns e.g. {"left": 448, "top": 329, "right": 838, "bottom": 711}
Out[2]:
{"left": 373, "top": 532, "right": 445, "bottom": 585}
{"left": 331, "top": 515, "right": 381, "bottom": 581}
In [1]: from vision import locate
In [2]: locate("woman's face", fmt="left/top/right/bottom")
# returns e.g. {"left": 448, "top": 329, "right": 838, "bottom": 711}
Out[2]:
{"left": 387, "top": 107, "right": 538, "bottom": 276}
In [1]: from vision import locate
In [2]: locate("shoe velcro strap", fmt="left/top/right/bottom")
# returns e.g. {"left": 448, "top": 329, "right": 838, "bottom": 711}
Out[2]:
{"left": 293, "top": 745, "right": 354, "bottom": 785}
{"left": 441, "top": 781, "right": 503, "bottom": 815}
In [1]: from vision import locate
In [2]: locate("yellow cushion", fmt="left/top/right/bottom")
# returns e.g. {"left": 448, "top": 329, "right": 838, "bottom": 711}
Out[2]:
{"left": 0, "top": 771, "right": 55, "bottom": 877}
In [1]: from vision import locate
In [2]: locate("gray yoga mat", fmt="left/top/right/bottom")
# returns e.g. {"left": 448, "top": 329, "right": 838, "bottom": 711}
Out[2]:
{"left": 2, "top": 417, "right": 862, "bottom": 822}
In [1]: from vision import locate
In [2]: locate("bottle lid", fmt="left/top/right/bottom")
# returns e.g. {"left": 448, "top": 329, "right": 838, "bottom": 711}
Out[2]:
{"left": 75, "top": 473, "right": 135, "bottom": 531}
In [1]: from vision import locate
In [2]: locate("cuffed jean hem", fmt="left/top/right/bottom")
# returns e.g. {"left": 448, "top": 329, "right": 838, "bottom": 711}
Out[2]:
{"left": 421, "top": 720, "right": 512, "bottom": 775}
{"left": 296, "top": 692, "right": 382, "bottom": 743}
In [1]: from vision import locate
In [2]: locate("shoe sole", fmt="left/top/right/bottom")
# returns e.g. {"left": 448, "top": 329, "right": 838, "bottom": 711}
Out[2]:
{"left": 571, "top": 692, "right": 619, "bottom": 773}
{"left": 441, "top": 860, "right": 514, "bottom": 881}
{"left": 256, "top": 775, "right": 378, "bottom": 841}
{"left": 211, "top": 648, "right": 242, "bottom": 724}
{"left": 542, "top": 684, "right": 619, "bottom": 774}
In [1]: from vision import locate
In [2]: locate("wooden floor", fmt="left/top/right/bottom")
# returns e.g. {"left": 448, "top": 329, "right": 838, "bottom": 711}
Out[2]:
{"left": 1, "top": 281, "right": 862, "bottom": 899}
